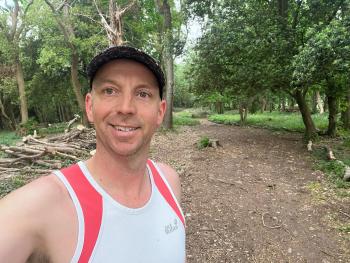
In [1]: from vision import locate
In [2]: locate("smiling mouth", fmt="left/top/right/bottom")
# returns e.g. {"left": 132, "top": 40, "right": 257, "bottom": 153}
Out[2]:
{"left": 111, "top": 125, "right": 139, "bottom": 132}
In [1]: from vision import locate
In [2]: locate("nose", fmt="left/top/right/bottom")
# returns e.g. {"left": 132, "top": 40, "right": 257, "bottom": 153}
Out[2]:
{"left": 117, "top": 92, "right": 136, "bottom": 115}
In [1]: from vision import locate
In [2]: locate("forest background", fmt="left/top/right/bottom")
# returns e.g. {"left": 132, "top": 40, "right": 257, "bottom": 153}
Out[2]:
{"left": 0, "top": 0, "right": 349, "bottom": 140}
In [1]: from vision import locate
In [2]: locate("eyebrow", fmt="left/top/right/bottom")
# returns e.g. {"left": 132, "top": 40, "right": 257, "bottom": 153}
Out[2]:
{"left": 93, "top": 77, "right": 158, "bottom": 90}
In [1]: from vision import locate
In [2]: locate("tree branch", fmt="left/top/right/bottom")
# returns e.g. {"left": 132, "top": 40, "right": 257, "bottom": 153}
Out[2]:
{"left": 73, "top": 12, "right": 102, "bottom": 25}
{"left": 9, "top": 0, "right": 19, "bottom": 41}
{"left": 15, "top": 0, "right": 34, "bottom": 41}
{"left": 93, "top": 0, "right": 115, "bottom": 36}
{"left": 44, "top": 0, "right": 73, "bottom": 46}
{"left": 55, "top": 0, "right": 67, "bottom": 12}
{"left": 119, "top": 0, "right": 136, "bottom": 16}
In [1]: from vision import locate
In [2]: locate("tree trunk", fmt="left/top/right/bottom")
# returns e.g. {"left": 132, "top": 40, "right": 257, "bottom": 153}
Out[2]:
{"left": 215, "top": 101, "right": 224, "bottom": 114}
{"left": 71, "top": 50, "right": 88, "bottom": 126}
{"left": 293, "top": 89, "right": 317, "bottom": 139}
{"left": 341, "top": 91, "right": 350, "bottom": 130}
{"left": 16, "top": 59, "right": 28, "bottom": 124}
{"left": 326, "top": 94, "right": 337, "bottom": 137}
{"left": 156, "top": 0, "right": 174, "bottom": 129}
{"left": 323, "top": 95, "right": 328, "bottom": 112}
{"left": 315, "top": 91, "right": 324, "bottom": 114}
{"left": 261, "top": 97, "right": 267, "bottom": 113}
{"left": 281, "top": 96, "right": 286, "bottom": 111}
{"left": 239, "top": 107, "right": 245, "bottom": 124}
{"left": 288, "top": 97, "right": 295, "bottom": 111}
{"left": 312, "top": 91, "right": 317, "bottom": 114}
{"left": 0, "top": 96, "right": 15, "bottom": 130}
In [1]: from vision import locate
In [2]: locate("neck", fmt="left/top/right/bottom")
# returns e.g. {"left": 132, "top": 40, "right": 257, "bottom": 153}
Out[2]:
{"left": 85, "top": 148, "right": 150, "bottom": 202}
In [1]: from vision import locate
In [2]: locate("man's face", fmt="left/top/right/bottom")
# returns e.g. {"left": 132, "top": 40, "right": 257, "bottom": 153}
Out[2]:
{"left": 86, "top": 59, "right": 166, "bottom": 158}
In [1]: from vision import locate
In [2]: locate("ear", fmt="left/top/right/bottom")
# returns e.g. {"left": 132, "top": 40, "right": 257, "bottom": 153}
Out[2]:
{"left": 157, "top": 99, "right": 167, "bottom": 126}
{"left": 85, "top": 92, "right": 94, "bottom": 123}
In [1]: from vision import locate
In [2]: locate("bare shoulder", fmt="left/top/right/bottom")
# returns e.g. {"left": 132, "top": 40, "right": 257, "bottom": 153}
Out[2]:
{"left": 0, "top": 174, "right": 69, "bottom": 262}
{"left": 156, "top": 162, "right": 182, "bottom": 203}
{"left": 1, "top": 174, "right": 69, "bottom": 213}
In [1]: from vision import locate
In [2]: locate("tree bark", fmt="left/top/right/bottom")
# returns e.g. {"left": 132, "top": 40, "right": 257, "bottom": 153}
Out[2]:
{"left": 315, "top": 91, "right": 324, "bottom": 114}
{"left": 312, "top": 91, "right": 317, "bottom": 114}
{"left": 293, "top": 89, "right": 317, "bottom": 139}
{"left": 323, "top": 95, "right": 328, "bottom": 112}
{"left": 16, "top": 59, "right": 28, "bottom": 124}
{"left": 0, "top": 96, "right": 15, "bottom": 130}
{"left": 261, "top": 97, "right": 267, "bottom": 113}
{"left": 326, "top": 94, "right": 337, "bottom": 137}
{"left": 325, "top": 77, "right": 338, "bottom": 137}
{"left": 156, "top": 0, "right": 174, "bottom": 129}
{"left": 341, "top": 91, "right": 350, "bottom": 130}
{"left": 281, "top": 96, "right": 286, "bottom": 111}
{"left": 70, "top": 49, "right": 88, "bottom": 125}
{"left": 215, "top": 101, "right": 224, "bottom": 114}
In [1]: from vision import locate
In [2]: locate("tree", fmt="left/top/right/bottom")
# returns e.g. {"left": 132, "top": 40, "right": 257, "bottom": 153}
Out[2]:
{"left": 94, "top": 0, "right": 136, "bottom": 46}
{"left": 185, "top": 0, "right": 350, "bottom": 139}
{"left": 155, "top": 0, "right": 175, "bottom": 129}
{"left": 44, "top": 0, "right": 90, "bottom": 126}
{"left": 0, "top": 0, "right": 34, "bottom": 124}
{"left": 292, "top": 18, "right": 350, "bottom": 136}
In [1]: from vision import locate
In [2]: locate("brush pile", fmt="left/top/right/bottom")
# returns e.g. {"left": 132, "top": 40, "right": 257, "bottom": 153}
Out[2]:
{"left": 0, "top": 126, "right": 95, "bottom": 177}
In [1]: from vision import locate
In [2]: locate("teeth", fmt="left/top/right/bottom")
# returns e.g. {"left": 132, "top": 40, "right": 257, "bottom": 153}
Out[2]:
{"left": 113, "top": 125, "right": 137, "bottom": 132}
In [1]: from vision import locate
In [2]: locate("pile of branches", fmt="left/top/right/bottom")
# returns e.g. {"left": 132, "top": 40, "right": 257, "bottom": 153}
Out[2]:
{"left": 0, "top": 126, "right": 96, "bottom": 178}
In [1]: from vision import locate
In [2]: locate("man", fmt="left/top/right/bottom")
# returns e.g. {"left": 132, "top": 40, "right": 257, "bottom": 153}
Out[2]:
{"left": 0, "top": 46, "right": 186, "bottom": 262}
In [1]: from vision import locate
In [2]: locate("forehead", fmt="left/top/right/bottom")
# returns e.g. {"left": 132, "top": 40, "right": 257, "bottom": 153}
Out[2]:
{"left": 93, "top": 59, "right": 159, "bottom": 87}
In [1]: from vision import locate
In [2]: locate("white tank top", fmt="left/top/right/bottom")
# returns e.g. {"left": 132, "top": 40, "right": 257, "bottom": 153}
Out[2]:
{"left": 53, "top": 160, "right": 186, "bottom": 263}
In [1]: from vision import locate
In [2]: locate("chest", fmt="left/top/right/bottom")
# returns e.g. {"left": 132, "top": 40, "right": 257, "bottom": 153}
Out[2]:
{"left": 45, "top": 193, "right": 185, "bottom": 263}
{"left": 89, "top": 199, "right": 185, "bottom": 263}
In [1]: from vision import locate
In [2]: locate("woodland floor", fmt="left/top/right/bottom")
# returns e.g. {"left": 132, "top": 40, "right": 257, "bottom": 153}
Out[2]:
{"left": 151, "top": 119, "right": 350, "bottom": 263}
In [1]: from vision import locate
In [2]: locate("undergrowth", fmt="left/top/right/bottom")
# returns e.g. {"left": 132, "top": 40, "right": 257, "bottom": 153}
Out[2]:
{"left": 0, "top": 131, "right": 20, "bottom": 146}
{"left": 208, "top": 112, "right": 328, "bottom": 132}
{"left": 173, "top": 110, "right": 200, "bottom": 127}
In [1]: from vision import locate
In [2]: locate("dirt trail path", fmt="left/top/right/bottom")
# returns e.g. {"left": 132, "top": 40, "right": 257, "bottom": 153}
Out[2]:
{"left": 151, "top": 121, "right": 350, "bottom": 262}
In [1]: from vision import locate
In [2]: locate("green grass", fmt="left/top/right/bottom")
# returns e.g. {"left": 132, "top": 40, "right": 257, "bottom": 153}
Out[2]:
{"left": 173, "top": 110, "right": 200, "bottom": 127}
{"left": 208, "top": 112, "right": 329, "bottom": 132}
{"left": 314, "top": 160, "right": 350, "bottom": 189}
{"left": 0, "top": 131, "right": 20, "bottom": 146}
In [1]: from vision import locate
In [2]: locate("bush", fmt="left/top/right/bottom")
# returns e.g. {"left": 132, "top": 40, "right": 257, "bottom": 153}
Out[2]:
{"left": 197, "top": 136, "right": 210, "bottom": 149}
{"left": 16, "top": 117, "right": 39, "bottom": 136}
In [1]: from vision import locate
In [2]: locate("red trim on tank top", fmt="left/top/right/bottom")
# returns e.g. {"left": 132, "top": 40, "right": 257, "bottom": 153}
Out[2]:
{"left": 147, "top": 160, "right": 185, "bottom": 227}
{"left": 61, "top": 164, "right": 103, "bottom": 263}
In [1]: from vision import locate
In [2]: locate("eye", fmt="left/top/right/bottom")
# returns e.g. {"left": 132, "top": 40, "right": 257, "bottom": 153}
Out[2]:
{"left": 137, "top": 90, "right": 151, "bottom": 99}
{"left": 103, "top": 87, "right": 117, "bottom": 95}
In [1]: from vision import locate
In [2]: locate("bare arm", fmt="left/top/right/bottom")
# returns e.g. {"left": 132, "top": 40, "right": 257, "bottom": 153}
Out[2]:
{"left": 0, "top": 176, "right": 62, "bottom": 262}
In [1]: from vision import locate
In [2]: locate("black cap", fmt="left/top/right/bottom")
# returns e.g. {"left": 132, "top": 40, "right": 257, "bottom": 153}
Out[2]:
{"left": 87, "top": 46, "right": 165, "bottom": 99}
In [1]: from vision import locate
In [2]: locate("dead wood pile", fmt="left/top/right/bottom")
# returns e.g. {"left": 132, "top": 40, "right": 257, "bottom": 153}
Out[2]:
{"left": 0, "top": 127, "right": 96, "bottom": 177}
